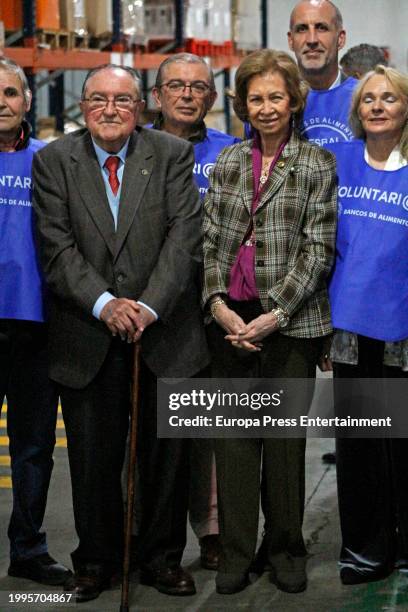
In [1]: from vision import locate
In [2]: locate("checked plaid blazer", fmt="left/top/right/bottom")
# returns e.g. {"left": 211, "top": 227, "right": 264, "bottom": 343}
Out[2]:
{"left": 202, "top": 130, "right": 337, "bottom": 338}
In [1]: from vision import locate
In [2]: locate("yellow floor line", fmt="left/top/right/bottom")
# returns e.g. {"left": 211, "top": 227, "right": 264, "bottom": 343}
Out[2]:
{"left": 0, "top": 476, "right": 12, "bottom": 488}
{"left": 55, "top": 438, "right": 67, "bottom": 448}
{"left": 2, "top": 405, "right": 62, "bottom": 414}
{"left": 0, "top": 456, "right": 11, "bottom": 466}
{"left": 0, "top": 435, "right": 66, "bottom": 447}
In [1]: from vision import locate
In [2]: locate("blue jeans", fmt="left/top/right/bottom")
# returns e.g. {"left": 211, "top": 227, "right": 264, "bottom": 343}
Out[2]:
{"left": 0, "top": 320, "right": 59, "bottom": 561}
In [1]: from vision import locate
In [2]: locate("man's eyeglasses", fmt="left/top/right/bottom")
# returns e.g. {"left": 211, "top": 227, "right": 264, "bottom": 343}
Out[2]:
{"left": 82, "top": 94, "right": 141, "bottom": 111}
{"left": 160, "top": 80, "right": 212, "bottom": 98}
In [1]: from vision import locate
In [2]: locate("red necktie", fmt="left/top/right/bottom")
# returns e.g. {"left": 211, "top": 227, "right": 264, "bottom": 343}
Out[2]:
{"left": 104, "top": 155, "right": 120, "bottom": 196}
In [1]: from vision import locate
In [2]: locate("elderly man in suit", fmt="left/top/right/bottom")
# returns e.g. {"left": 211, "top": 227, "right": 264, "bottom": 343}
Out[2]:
{"left": 33, "top": 64, "right": 209, "bottom": 602}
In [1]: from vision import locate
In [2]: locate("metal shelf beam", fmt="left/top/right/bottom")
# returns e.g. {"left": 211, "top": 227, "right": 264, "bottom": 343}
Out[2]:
{"left": 3, "top": 48, "right": 242, "bottom": 71}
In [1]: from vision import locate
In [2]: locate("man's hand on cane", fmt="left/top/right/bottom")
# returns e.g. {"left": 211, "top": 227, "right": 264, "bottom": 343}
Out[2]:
{"left": 101, "top": 299, "right": 156, "bottom": 343}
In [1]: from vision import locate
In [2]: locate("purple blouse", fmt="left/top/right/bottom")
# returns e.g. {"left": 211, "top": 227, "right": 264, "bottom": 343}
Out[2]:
{"left": 228, "top": 132, "right": 287, "bottom": 300}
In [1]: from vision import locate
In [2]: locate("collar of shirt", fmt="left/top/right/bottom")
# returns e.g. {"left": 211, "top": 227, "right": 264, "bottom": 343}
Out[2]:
{"left": 328, "top": 70, "right": 342, "bottom": 90}
{"left": 92, "top": 138, "right": 129, "bottom": 169}
{"left": 364, "top": 145, "right": 408, "bottom": 171}
{"left": 91, "top": 138, "right": 130, "bottom": 230}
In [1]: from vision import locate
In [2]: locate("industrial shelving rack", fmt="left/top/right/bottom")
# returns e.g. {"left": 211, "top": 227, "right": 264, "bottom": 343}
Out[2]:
{"left": 2, "top": 0, "right": 268, "bottom": 134}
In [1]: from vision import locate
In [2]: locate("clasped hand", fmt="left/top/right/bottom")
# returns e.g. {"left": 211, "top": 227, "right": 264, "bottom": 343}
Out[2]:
{"left": 214, "top": 304, "right": 279, "bottom": 352}
{"left": 100, "top": 298, "right": 155, "bottom": 342}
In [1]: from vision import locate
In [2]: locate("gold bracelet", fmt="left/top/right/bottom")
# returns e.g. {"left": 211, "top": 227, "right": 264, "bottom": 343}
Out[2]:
{"left": 210, "top": 297, "right": 226, "bottom": 319}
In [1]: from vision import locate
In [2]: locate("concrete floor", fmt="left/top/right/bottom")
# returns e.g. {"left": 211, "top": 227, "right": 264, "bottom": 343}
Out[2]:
{"left": 1, "top": 406, "right": 408, "bottom": 611}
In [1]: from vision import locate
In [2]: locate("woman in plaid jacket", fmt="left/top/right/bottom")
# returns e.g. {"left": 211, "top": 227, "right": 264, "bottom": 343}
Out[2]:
{"left": 202, "top": 50, "right": 337, "bottom": 595}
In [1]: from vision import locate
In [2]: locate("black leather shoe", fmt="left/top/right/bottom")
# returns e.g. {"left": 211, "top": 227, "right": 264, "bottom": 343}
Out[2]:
{"left": 216, "top": 572, "right": 249, "bottom": 594}
{"left": 340, "top": 566, "right": 391, "bottom": 585}
{"left": 140, "top": 566, "right": 196, "bottom": 596}
{"left": 269, "top": 552, "right": 307, "bottom": 593}
{"left": 63, "top": 565, "right": 111, "bottom": 602}
{"left": 200, "top": 535, "right": 220, "bottom": 571}
{"left": 8, "top": 554, "right": 72, "bottom": 586}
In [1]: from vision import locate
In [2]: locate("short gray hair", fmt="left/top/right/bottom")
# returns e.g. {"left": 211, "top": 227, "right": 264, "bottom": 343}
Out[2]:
{"left": 0, "top": 57, "right": 31, "bottom": 104}
{"left": 155, "top": 53, "right": 215, "bottom": 90}
{"left": 81, "top": 64, "right": 142, "bottom": 99}
{"left": 340, "top": 44, "right": 387, "bottom": 78}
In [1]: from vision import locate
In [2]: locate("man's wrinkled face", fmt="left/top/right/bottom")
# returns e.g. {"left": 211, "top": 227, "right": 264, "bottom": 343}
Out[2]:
{"left": 152, "top": 62, "right": 217, "bottom": 130}
{"left": 288, "top": 2, "right": 345, "bottom": 77}
{"left": 80, "top": 68, "right": 145, "bottom": 152}
{"left": 0, "top": 69, "right": 31, "bottom": 135}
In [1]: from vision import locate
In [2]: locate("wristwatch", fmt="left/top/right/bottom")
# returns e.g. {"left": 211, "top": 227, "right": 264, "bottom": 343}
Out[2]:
{"left": 271, "top": 307, "right": 290, "bottom": 329}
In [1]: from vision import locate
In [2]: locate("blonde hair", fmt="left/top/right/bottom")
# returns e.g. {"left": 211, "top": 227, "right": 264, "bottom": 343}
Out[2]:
{"left": 349, "top": 65, "right": 408, "bottom": 160}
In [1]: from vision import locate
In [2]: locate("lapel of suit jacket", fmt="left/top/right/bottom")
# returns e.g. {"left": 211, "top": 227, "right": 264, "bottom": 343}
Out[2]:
{"left": 114, "top": 128, "right": 154, "bottom": 262}
{"left": 238, "top": 141, "right": 254, "bottom": 214}
{"left": 256, "top": 131, "right": 300, "bottom": 211}
{"left": 70, "top": 131, "right": 116, "bottom": 257}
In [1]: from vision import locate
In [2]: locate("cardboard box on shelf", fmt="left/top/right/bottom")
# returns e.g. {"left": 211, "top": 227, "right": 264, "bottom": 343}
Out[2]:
{"left": 85, "top": 0, "right": 112, "bottom": 37}
{"left": 233, "top": 0, "right": 261, "bottom": 50}
{"left": 59, "top": 0, "right": 87, "bottom": 35}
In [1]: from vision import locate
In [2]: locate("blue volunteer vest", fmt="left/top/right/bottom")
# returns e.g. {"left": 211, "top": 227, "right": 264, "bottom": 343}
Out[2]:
{"left": 147, "top": 124, "right": 240, "bottom": 198}
{"left": 193, "top": 128, "right": 241, "bottom": 198}
{"left": 300, "top": 77, "right": 358, "bottom": 147}
{"left": 327, "top": 140, "right": 408, "bottom": 342}
{"left": 0, "top": 138, "right": 46, "bottom": 322}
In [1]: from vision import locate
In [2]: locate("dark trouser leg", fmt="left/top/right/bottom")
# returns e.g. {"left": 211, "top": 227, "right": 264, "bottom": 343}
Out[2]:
{"left": 385, "top": 366, "right": 408, "bottom": 567}
{"left": 60, "top": 341, "right": 130, "bottom": 572}
{"left": 0, "top": 321, "right": 58, "bottom": 561}
{"left": 335, "top": 336, "right": 396, "bottom": 573}
{"left": 215, "top": 437, "right": 261, "bottom": 574}
{"left": 208, "top": 303, "right": 319, "bottom": 573}
{"left": 208, "top": 309, "right": 262, "bottom": 575}
{"left": 261, "top": 334, "right": 319, "bottom": 559}
{"left": 189, "top": 364, "right": 218, "bottom": 539}
{"left": 137, "top": 359, "right": 190, "bottom": 570}
{"left": 262, "top": 438, "right": 307, "bottom": 557}
{"left": 336, "top": 435, "right": 395, "bottom": 571}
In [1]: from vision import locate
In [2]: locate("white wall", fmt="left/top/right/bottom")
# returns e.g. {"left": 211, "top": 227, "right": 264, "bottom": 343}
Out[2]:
{"left": 268, "top": 0, "right": 408, "bottom": 72}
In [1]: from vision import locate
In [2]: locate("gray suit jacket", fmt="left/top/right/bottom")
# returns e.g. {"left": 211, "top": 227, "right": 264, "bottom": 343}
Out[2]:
{"left": 33, "top": 126, "right": 209, "bottom": 388}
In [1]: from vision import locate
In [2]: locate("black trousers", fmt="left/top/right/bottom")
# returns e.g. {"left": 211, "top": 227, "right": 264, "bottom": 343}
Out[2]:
{"left": 207, "top": 300, "right": 322, "bottom": 575}
{"left": 334, "top": 335, "right": 408, "bottom": 573}
{"left": 61, "top": 339, "right": 131, "bottom": 572}
{"left": 136, "top": 359, "right": 190, "bottom": 570}
{"left": 0, "top": 320, "right": 58, "bottom": 561}
{"left": 61, "top": 340, "right": 191, "bottom": 572}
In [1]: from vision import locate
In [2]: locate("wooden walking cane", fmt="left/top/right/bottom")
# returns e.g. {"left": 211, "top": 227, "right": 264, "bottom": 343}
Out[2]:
{"left": 120, "top": 341, "right": 141, "bottom": 612}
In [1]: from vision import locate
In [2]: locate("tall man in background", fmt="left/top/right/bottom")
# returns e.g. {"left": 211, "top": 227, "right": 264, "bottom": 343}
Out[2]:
{"left": 288, "top": 0, "right": 357, "bottom": 465}
{"left": 152, "top": 52, "right": 240, "bottom": 571}
{"left": 288, "top": 0, "right": 357, "bottom": 147}
{"left": 0, "top": 58, "right": 71, "bottom": 586}
{"left": 33, "top": 64, "right": 209, "bottom": 602}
